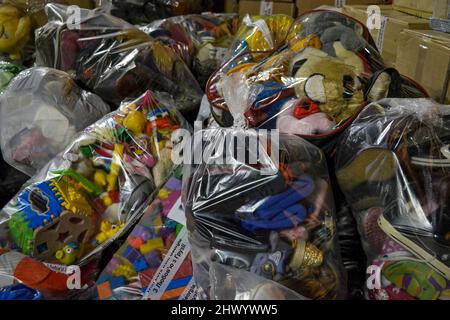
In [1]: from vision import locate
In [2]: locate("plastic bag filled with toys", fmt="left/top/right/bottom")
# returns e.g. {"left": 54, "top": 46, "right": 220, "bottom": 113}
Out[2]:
{"left": 183, "top": 73, "right": 347, "bottom": 300}
{"left": 0, "top": 91, "right": 188, "bottom": 295}
{"left": 94, "top": 168, "right": 199, "bottom": 300}
{"left": 35, "top": 3, "right": 203, "bottom": 117}
{"left": 143, "top": 13, "right": 240, "bottom": 88}
{"left": 207, "top": 10, "right": 428, "bottom": 145}
{"left": 0, "top": 67, "right": 110, "bottom": 177}
{"left": 336, "top": 99, "right": 450, "bottom": 300}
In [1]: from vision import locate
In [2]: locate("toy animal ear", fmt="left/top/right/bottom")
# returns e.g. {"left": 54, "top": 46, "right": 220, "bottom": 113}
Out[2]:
{"left": 291, "top": 58, "right": 307, "bottom": 76}
{"left": 304, "top": 74, "right": 326, "bottom": 103}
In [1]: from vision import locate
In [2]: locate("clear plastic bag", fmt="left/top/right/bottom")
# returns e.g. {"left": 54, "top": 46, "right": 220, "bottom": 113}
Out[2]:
{"left": 336, "top": 98, "right": 450, "bottom": 300}
{"left": 35, "top": 3, "right": 202, "bottom": 116}
{"left": 183, "top": 74, "right": 346, "bottom": 300}
{"left": 0, "top": 90, "right": 187, "bottom": 276}
{"left": 0, "top": 67, "right": 110, "bottom": 177}
{"left": 94, "top": 168, "right": 199, "bottom": 300}
{"left": 207, "top": 10, "right": 428, "bottom": 144}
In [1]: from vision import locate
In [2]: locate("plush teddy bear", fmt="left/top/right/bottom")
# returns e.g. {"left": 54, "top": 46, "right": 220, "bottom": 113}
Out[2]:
{"left": 291, "top": 47, "right": 365, "bottom": 124}
{"left": 0, "top": 4, "right": 31, "bottom": 60}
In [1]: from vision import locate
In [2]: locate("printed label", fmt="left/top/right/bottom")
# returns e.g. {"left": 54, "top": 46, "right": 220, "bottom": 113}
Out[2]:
{"left": 179, "top": 279, "right": 199, "bottom": 300}
{"left": 260, "top": 1, "right": 274, "bottom": 15}
{"left": 376, "top": 15, "right": 388, "bottom": 53}
{"left": 142, "top": 227, "right": 191, "bottom": 300}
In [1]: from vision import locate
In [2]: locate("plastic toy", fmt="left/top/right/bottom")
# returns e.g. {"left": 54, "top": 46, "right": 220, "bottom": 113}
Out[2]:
{"left": 8, "top": 177, "right": 95, "bottom": 260}
{"left": 0, "top": 4, "right": 31, "bottom": 60}
{"left": 55, "top": 242, "right": 82, "bottom": 265}
{"left": 95, "top": 170, "right": 192, "bottom": 300}
{"left": 95, "top": 220, "right": 125, "bottom": 245}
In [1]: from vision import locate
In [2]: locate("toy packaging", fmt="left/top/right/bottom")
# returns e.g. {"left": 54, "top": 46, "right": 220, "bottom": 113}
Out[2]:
{"left": 35, "top": 3, "right": 203, "bottom": 117}
{"left": 95, "top": 168, "right": 198, "bottom": 300}
{"left": 207, "top": 11, "right": 428, "bottom": 145}
{"left": 183, "top": 74, "right": 346, "bottom": 300}
{"left": 144, "top": 13, "right": 240, "bottom": 88}
{"left": 0, "top": 67, "right": 110, "bottom": 176}
{"left": 0, "top": 90, "right": 187, "bottom": 284}
{"left": 336, "top": 99, "right": 450, "bottom": 300}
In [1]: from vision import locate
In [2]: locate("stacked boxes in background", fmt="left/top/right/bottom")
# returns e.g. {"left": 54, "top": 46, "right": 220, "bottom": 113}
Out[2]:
{"left": 343, "top": 5, "right": 430, "bottom": 67}
{"left": 396, "top": 30, "right": 450, "bottom": 103}
{"left": 296, "top": 0, "right": 392, "bottom": 15}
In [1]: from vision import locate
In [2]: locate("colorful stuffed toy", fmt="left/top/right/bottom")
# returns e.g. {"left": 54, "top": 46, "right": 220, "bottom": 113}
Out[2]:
{"left": 0, "top": 4, "right": 31, "bottom": 60}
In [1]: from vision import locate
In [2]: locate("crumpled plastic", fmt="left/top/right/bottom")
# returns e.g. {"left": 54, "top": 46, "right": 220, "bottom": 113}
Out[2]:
{"left": 336, "top": 98, "right": 450, "bottom": 300}
{"left": 0, "top": 67, "right": 110, "bottom": 177}
{"left": 0, "top": 91, "right": 188, "bottom": 297}
{"left": 35, "top": 3, "right": 203, "bottom": 117}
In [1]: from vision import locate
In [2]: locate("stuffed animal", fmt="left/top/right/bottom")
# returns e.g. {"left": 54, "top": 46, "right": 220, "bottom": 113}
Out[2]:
{"left": 0, "top": 4, "right": 31, "bottom": 60}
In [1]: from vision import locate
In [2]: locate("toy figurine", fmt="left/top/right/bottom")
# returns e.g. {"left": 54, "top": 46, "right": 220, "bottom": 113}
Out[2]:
{"left": 55, "top": 242, "right": 82, "bottom": 265}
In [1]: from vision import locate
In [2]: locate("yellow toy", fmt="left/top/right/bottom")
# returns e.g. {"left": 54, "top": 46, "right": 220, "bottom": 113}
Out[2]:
{"left": 0, "top": 4, "right": 31, "bottom": 60}
{"left": 95, "top": 220, "right": 125, "bottom": 245}
{"left": 123, "top": 110, "right": 146, "bottom": 136}
{"left": 112, "top": 263, "right": 136, "bottom": 280}
{"left": 139, "top": 238, "right": 164, "bottom": 255}
{"left": 55, "top": 242, "right": 82, "bottom": 265}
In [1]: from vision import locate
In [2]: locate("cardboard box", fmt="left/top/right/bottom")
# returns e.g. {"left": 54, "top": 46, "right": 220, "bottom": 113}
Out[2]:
{"left": 239, "top": 0, "right": 296, "bottom": 17}
{"left": 343, "top": 5, "right": 430, "bottom": 67}
{"left": 224, "top": 0, "right": 240, "bottom": 13}
{"left": 296, "top": 0, "right": 391, "bottom": 15}
{"left": 396, "top": 29, "right": 450, "bottom": 103}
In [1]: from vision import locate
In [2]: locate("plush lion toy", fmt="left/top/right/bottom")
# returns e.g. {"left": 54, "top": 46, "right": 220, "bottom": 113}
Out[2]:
{"left": 0, "top": 4, "right": 31, "bottom": 60}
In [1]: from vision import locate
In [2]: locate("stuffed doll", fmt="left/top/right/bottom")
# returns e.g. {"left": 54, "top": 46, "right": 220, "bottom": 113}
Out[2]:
{"left": 0, "top": 4, "right": 31, "bottom": 60}
{"left": 291, "top": 47, "right": 365, "bottom": 124}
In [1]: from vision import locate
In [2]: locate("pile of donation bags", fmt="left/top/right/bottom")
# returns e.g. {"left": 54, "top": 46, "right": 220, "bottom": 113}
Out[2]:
{"left": 0, "top": 2, "right": 448, "bottom": 300}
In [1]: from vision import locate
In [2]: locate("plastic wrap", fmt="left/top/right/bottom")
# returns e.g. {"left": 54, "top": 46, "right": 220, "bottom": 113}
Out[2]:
{"left": 143, "top": 14, "right": 240, "bottom": 88}
{"left": 183, "top": 74, "right": 346, "bottom": 300}
{"left": 336, "top": 98, "right": 450, "bottom": 300}
{"left": 4, "top": 0, "right": 95, "bottom": 26}
{"left": 35, "top": 3, "right": 202, "bottom": 116}
{"left": 94, "top": 168, "right": 199, "bottom": 300}
{"left": 0, "top": 67, "right": 110, "bottom": 177}
{"left": 0, "top": 90, "right": 187, "bottom": 281}
{"left": 207, "top": 10, "right": 428, "bottom": 144}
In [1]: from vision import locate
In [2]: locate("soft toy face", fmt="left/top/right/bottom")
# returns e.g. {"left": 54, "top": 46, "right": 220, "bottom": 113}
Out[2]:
{"left": 292, "top": 48, "right": 364, "bottom": 124}
{"left": 0, "top": 5, "right": 31, "bottom": 60}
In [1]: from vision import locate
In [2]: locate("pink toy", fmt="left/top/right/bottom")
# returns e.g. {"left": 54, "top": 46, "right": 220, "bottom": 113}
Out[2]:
{"left": 277, "top": 101, "right": 336, "bottom": 135}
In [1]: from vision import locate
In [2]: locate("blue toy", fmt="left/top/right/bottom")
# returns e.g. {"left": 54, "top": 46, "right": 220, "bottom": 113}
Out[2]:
{"left": 0, "top": 284, "right": 42, "bottom": 300}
